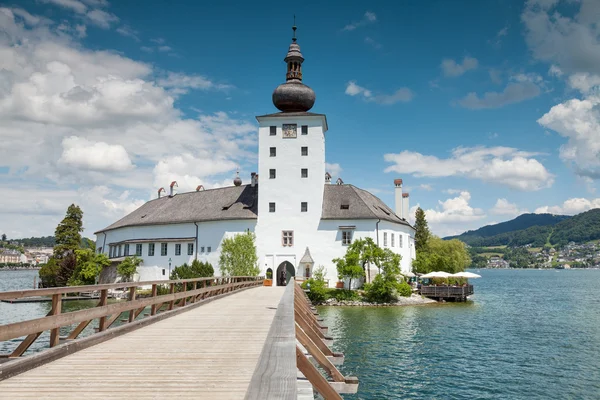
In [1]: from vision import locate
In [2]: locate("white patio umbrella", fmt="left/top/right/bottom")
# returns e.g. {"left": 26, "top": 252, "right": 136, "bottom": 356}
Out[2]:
{"left": 451, "top": 272, "right": 482, "bottom": 278}
{"left": 402, "top": 271, "right": 416, "bottom": 278}
{"left": 420, "top": 271, "right": 452, "bottom": 279}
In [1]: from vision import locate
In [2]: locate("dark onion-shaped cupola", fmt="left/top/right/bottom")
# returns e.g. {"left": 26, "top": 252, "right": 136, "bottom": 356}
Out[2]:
{"left": 272, "top": 23, "right": 316, "bottom": 112}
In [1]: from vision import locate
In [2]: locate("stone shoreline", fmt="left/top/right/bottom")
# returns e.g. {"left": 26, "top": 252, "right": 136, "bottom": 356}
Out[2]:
{"left": 319, "top": 294, "right": 438, "bottom": 307}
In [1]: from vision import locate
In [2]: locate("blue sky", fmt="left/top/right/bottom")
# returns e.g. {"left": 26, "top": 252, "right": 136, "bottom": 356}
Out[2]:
{"left": 1, "top": 0, "right": 600, "bottom": 238}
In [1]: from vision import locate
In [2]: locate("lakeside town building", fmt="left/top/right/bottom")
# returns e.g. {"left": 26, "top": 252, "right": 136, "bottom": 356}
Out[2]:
{"left": 94, "top": 27, "right": 416, "bottom": 287}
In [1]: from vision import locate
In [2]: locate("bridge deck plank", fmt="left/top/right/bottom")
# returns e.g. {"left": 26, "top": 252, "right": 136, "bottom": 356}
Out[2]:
{"left": 0, "top": 286, "right": 284, "bottom": 400}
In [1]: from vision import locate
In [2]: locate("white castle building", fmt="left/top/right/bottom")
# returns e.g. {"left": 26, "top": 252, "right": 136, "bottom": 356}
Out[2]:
{"left": 94, "top": 26, "right": 415, "bottom": 287}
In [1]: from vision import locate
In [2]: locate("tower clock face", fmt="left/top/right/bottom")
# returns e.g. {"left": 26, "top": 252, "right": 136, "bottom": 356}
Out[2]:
{"left": 282, "top": 124, "right": 297, "bottom": 138}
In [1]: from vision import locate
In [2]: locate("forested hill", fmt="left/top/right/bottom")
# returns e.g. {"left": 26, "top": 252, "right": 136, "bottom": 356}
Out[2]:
{"left": 445, "top": 213, "right": 569, "bottom": 242}
{"left": 445, "top": 209, "right": 600, "bottom": 247}
{"left": 3, "top": 236, "right": 95, "bottom": 249}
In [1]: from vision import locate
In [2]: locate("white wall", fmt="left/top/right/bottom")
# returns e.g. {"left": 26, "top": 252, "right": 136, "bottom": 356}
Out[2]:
{"left": 255, "top": 114, "right": 327, "bottom": 284}
{"left": 96, "top": 220, "right": 256, "bottom": 281}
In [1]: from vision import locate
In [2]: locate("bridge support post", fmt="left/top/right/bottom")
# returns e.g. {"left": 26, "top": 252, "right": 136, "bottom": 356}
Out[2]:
{"left": 49, "top": 294, "right": 62, "bottom": 348}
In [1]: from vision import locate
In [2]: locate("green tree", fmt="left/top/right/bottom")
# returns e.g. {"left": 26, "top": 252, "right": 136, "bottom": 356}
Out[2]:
{"left": 80, "top": 237, "right": 96, "bottom": 250}
{"left": 117, "top": 256, "right": 143, "bottom": 282}
{"left": 56, "top": 252, "right": 77, "bottom": 286}
{"left": 414, "top": 207, "right": 431, "bottom": 254}
{"left": 39, "top": 258, "right": 60, "bottom": 287}
{"left": 363, "top": 247, "right": 407, "bottom": 302}
{"left": 170, "top": 260, "right": 215, "bottom": 290}
{"left": 1, "top": 233, "right": 6, "bottom": 242}
{"left": 53, "top": 204, "right": 84, "bottom": 260}
{"left": 68, "top": 249, "right": 111, "bottom": 286}
{"left": 413, "top": 236, "right": 471, "bottom": 274}
{"left": 219, "top": 232, "right": 259, "bottom": 276}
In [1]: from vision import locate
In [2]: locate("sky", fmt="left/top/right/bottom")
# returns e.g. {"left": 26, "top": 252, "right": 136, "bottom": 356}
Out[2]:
{"left": 2, "top": 0, "right": 600, "bottom": 239}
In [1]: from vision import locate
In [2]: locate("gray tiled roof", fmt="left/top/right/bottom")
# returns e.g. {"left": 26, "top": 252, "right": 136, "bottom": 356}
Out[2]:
{"left": 321, "top": 184, "right": 413, "bottom": 228}
{"left": 95, "top": 183, "right": 413, "bottom": 234}
{"left": 95, "top": 184, "right": 258, "bottom": 234}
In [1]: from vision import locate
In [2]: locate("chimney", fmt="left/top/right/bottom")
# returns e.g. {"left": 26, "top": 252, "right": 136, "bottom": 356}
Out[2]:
{"left": 325, "top": 172, "right": 332, "bottom": 184}
{"left": 169, "top": 181, "right": 178, "bottom": 197}
{"left": 158, "top": 187, "right": 165, "bottom": 199}
{"left": 250, "top": 172, "right": 256, "bottom": 187}
{"left": 402, "top": 192, "right": 410, "bottom": 221}
{"left": 394, "top": 179, "right": 403, "bottom": 218}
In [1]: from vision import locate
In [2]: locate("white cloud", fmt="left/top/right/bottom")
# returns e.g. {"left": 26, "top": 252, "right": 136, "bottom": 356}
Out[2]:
{"left": 410, "top": 192, "right": 486, "bottom": 236}
{"left": 567, "top": 73, "right": 600, "bottom": 94}
{"left": 458, "top": 81, "right": 541, "bottom": 109}
{"left": 325, "top": 163, "right": 342, "bottom": 178}
{"left": 419, "top": 184, "right": 433, "bottom": 191}
{"left": 535, "top": 198, "right": 600, "bottom": 215}
{"left": 86, "top": 9, "right": 118, "bottom": 29}
{"left": 158, "top": 45, "right": 172, "bottom": 52}
{"left": 489, "top": 69, "right": 503, "bottom": 84}
{"left": 548, "top": 65, "right": 563, "bottom": 77}
{"left": 158, "top": 72, "right": 232, "bottom": 94}
{"left": 441, "top": 56, "right": 478, "bottom": 77}
{"left": 364, "top": 37, "right": 382, "bottom": 49}
{"left": 58, "top": 136, "right": 134, "bottom": 172}
{"left": 490, "top": 198, "right": 527, "bottom": 217}
{"left": 384, "top": 146, "right": 554, "bottom": 191}
{"left": 522, "top": 0, "right": 600, "bottom": 76}
{"left": 537, "top": 94, "right": 600, "bottom": 179}
{"left": 0, "top": 7, "right": 257, "bottom": 237}
{"left": 342, "top": 11, "right": 377, "bottom": 31}
{"left": 11, "top": 8, "right": 52, "bottom": 26}
{"left": 345, "top": 81, "right": 413, "bottom": 105}
{"left": 41, "top": 0, "right": 88, "bottom": 14}
{"left": 116, "top": 25, "right": 139, "bottom": 41}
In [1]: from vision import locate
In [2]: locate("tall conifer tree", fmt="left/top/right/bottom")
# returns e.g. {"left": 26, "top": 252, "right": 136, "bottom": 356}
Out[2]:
{"left": 414, "top": 207, "right": 431, "bottom": 253}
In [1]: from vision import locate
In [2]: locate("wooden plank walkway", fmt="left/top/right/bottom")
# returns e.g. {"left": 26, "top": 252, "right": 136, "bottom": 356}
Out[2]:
{"left": 0, "top": 286, "right": 285, "bottom": 400}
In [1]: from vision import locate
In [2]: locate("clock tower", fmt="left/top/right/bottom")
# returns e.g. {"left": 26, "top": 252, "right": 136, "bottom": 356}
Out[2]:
{"left": 254, "top": 24, "right": 328, "bottom": 281}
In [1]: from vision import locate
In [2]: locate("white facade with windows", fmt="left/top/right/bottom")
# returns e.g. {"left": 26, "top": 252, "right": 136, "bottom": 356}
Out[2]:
{"left": 95, "top": 29, "right": 416, "bottom": 287}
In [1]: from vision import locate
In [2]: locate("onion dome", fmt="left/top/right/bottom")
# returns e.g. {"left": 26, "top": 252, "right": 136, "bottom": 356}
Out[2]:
{"left": 272, "top": 23, "right": 316, "bottom": 112}
{"left": 233, "top": 169, "right": 242, "bottom": 186}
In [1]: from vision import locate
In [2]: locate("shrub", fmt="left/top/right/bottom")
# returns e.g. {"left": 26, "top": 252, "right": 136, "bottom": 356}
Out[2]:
{"left": 301, "top": 278, "right": 328, "bottom": 304}
{"left": 328, "top": 288, "right": 360, "bottom": 302}
{"left": 363, "top": 274, "right": 402, "bottom": 303}
{"left": 397, "top": 281, "right": 412, "bottom": 297}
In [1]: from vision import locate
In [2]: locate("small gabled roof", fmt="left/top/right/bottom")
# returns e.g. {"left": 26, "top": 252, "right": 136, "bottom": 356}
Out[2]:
{"left": 300, "top": 247, "right": 314, "bottom": 264}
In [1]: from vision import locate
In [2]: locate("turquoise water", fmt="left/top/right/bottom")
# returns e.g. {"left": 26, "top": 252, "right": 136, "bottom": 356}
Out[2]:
{"left": 319, "top": 269, "right": 600, "bottom": 400}
{"left": 0, "top": 269, "right": 123, "bottom": 355}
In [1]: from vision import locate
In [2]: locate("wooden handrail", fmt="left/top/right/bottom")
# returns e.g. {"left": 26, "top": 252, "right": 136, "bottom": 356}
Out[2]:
{"left": 0, "top": 276, "right": 262, "bottom": 359}
{"left": 244, "top": 280, "right": 297, "bottom": 399}
{"left": 0, "top": 276, "right": 263, "bottom": 301}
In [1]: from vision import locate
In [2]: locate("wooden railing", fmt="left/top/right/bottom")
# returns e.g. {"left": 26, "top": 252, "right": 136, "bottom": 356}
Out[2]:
{"left": 420, "top": 284, "right": 474, "bottom": 299}
{"left": 245, "top": 280, "right": 358, "bottom": 399}
{"left": 0, "top": 276, "right": 262, "bottom": 360}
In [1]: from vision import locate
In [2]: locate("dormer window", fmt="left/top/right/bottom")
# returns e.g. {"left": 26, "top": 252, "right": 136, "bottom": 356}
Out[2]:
{"left": 341, "top": 199, "right": 349, "bottom": 210}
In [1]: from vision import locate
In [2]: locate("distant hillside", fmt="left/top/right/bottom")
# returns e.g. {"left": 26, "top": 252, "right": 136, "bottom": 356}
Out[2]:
{"left": 445, "top": 209, "right": 600, "bottom": 247}
{"left": 5, "top": 236, "right": 95, "bottom": 249}
{"left": 445, "top": 213, "right": 570, "bottom": 242}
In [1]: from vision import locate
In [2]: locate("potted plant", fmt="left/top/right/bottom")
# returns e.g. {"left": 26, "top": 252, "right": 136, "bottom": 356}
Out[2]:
{"left": 335, "top": 280, "right": 345, "bottom": 289}
{"left": 263, "top": 269, "right": 273, "bottom": 286}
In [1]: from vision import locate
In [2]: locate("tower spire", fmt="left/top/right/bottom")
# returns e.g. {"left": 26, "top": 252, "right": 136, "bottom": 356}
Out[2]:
{"left": 292, "top": 15, "right": 297, "bottom": 43}
{"left": 271, "top": 23, "right": 316, "bottom": 112}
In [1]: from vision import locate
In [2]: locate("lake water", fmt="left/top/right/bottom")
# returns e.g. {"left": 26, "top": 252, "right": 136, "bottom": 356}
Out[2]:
{"left": 0, "top": 269, "right": 116, "bottom": 355}
{"left": 2, "top": 269, "right": 600, "bottom": 398}
{"left": 319, "top": 269, "right": 600, "bottom": 400}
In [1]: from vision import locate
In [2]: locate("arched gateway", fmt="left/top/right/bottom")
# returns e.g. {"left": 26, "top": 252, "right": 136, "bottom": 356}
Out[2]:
{"left": 276, "top": 261, "right": 295, "bottom": 286}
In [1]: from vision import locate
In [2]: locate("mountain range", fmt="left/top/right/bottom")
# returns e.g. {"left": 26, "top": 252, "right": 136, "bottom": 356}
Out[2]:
{"left": 445, "top": 209, "right": 600, "bottom": 247}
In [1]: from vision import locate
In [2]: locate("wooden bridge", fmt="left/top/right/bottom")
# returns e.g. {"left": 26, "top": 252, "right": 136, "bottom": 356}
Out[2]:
{"left": 0, "top": 277, "right": 358, "bottom": 399}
